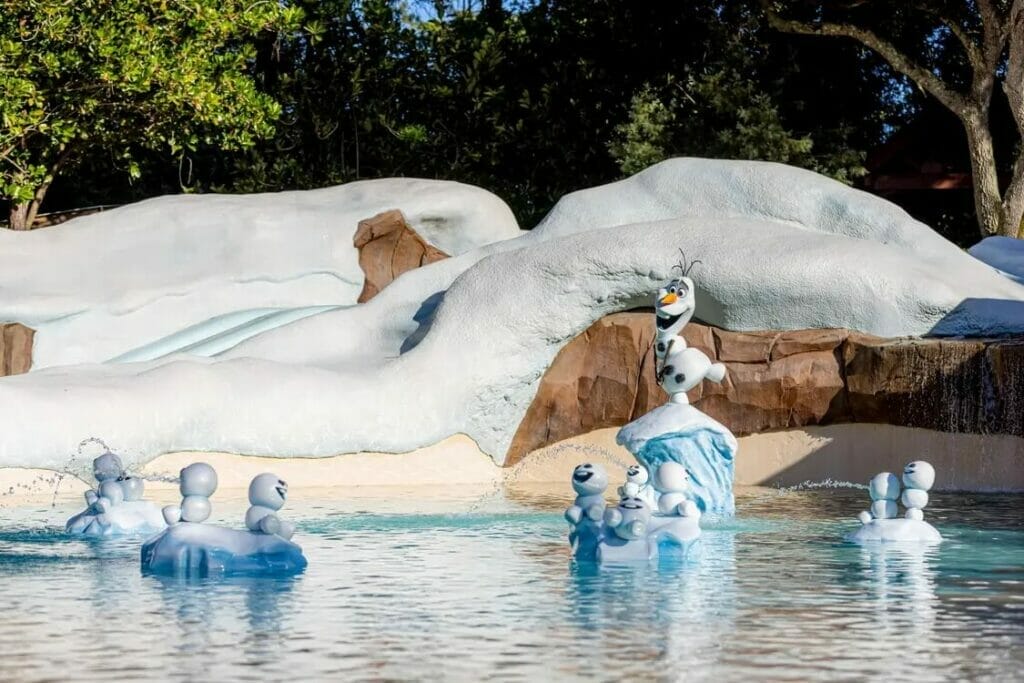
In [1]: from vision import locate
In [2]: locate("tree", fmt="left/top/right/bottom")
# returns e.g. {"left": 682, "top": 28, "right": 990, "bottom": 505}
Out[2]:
{"left": 763, "top": 0, "right": 1024, "bottom": 239}
{"left": 0, "top": 0, "right": 302, "bottom": 230}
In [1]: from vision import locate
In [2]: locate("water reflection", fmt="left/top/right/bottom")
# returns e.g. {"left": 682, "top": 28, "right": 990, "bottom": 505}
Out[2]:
{"left": 565, "top": 530, "right": 737, "bottom": 670}
{"left": 0, "top": 489, "right": 1022, "bottom": 681}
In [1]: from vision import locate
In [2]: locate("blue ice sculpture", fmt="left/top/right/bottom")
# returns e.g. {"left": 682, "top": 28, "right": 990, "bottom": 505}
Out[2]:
{"left": 141, "top": 464, "right": 306, "bottom": 577}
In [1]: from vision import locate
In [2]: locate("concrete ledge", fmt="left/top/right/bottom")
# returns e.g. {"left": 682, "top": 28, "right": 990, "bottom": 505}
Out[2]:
{"left": 1, "top": 424, "right": 1020, "bottom": 506}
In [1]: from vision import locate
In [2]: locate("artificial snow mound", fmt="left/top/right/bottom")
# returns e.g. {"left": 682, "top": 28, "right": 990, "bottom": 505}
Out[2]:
{"left": 969, "top": 236, "right": 1024, "bottom": 284}
{"left": 1, "top": 159, "right": 1024, "bottom": 470}
{"left": 0, "top": 178, "right": 521, "bottom": 369}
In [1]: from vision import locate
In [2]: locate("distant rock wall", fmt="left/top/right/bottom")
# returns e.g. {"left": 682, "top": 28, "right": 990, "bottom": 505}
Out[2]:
{"left": 0, "top": 323, "right": 33, "bottom": 376}
{"left": 506, "top": 312, "right": 1024, "bottom": 465}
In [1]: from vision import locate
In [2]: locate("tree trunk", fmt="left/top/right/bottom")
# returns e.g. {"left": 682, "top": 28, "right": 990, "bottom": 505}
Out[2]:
{"left": 962, "top": 110, "right": 1005, "bottom": 236}
{"left": 8, "top": 201, "right": 39, "bottom": 231}
{"left": 1003, "top": 152, "right": 1024, "bottom": 238}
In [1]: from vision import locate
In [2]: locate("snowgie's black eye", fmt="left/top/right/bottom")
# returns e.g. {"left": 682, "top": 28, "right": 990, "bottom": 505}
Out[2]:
{"left": 675, "top": 374, "right": 685, "bottom": 383}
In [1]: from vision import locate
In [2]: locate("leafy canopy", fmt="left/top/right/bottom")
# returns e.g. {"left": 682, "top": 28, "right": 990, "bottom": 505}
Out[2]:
{"left": 0, "top": 0, "right": 302, "bottom": 207}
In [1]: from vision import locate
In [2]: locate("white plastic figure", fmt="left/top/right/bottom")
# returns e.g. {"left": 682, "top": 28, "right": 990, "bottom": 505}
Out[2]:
{"left": 92, "top": 452, "right": 124, "bottom": 484}
{"left": 564, "top": 463, "right": 609, "bottom": 526}
{"left": 848, "top": 461, "right": 941, "bottom": 543}
{"left": 118, "top": 475, "right": 145, "bottom": 502}
{"left": 902, "top": 460, "right": 935, "bottom": 490}
{"left": 900, "top": 460, "right": 935, "bottom": 518}
{"left": 163, "top": 462, "right": 218, "bottom": 525}
{"left": 94, "top": 480, "right": 124, "bottom": 513}
{"left": 617, "top": 464, "right": 657, "bottom": 508}
{"left": 67, "top": 452, "right": 164, "bottom": 536}
{"left": 244, "top": 473, "right": 295, "bottom": 540}
{"left": 866, "top": 471, "right": 901, "bottom": 520}
{"left": 81, "top": 453, "right": 125, "bottom": 513}
{"left": 658, "top": 346, "right": 726, "bottom": 403}
{"left": 603, "top": 497, "right": 652, "bottom": 541}
{"left": 653, "top": 462, "right": 700, "bottom": 518}
{"left": 654, "top": 255, "right": 700, "bottom": 363}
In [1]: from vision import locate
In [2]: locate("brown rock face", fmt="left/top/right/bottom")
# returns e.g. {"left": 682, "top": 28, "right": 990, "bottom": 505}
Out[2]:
{"left": 507, "top": 312, "right": 1024, "bottom": 465}
{"left": 353, "top": 209, "right": 448, "bottom": 302}
{"left": 0, "top": 323, "right": 34, "bottom": 376}
{"left": 506, "top": 313, "right": 666, "bottom": 465}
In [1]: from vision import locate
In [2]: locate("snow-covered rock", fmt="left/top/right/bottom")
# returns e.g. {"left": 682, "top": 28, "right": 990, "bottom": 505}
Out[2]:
{"left": 969, "top": 236, "right": 1024, "bottom": 284}
{"left": 2, "top": 159, "right": 1024, "bottom": 471}
{"left": 846, "top": 518, "right": 942, "bottom": 544}
{"left": 0, "top": 179, "right": 521, "bottom": 369}
{"left": 617, "top": 400, "right": 738, "bottom": 515}
{"left": 66, "top": 500, "right": 166, "bottom": 536}
{"left": 140, "top": 522, "right": 307, "bottom": 577}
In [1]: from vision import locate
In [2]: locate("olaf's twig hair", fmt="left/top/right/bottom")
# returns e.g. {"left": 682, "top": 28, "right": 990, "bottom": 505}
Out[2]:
{"left": 673, "top": 249, "right": 702, "bottom": 278}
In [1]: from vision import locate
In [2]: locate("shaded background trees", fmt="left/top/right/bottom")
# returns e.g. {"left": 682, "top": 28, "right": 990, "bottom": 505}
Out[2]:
{"left": 4, "top": 0, "right": 1011, "bottom": 244}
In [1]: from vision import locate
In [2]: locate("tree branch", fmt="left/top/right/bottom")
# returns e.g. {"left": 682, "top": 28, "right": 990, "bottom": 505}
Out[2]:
{"left": 762, "top": 3, "right": 971, "bottom": 115}
{"left": 1005, "top": 0, "right": 1024, "bottom": 137}
{"left": 922, "top": 8, "right": 985, "bottom": 73}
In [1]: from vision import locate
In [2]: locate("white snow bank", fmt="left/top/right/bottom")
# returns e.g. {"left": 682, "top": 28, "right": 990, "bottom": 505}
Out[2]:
{"left": 969, "top": 236, "right": 1024, "bottom": 284}
{"left": 2, "top": 159, "right": 1024, "bottom": 471}
{"left": 3, "top": 210, "right": 1024, "bottom": 470}
{"left": 533, "top": 158, "right": 965, "bottom": 263}
{"left": 0, "top": 179, "right": 521, "bottom": 369}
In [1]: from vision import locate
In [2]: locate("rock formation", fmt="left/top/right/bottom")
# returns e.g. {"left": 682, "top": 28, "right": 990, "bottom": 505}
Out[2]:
{"left": 0, "top": 323, "right": 33, "bottom": 376}
{"left": 506, "top": 313, "right": 1024, "bottom": 465}
{"left": 354, "top": 209, "right": 449, "bottom": 302}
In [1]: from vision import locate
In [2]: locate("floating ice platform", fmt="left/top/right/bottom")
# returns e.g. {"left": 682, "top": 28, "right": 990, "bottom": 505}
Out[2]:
{"left": 846, "top": 518, "right": 942, "bottom": 544}
{"left": 140, "top": 523, "right": 307, "bottom": 578}
{"left": 66, "top": 501, "right": 166, "bottom": 537}
{"left": 594, "top": 515, "right": 701, "bottom": 564}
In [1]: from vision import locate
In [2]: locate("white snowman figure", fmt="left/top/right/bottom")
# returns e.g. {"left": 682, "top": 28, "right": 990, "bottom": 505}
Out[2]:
{"left": 244, "top": 473, "right": 295, "bottom": 540}
{"left": 117, "top": 474, "right": 146, "bottom": 502}
{"left": 83, "top": 452, "right": 125, "bottom": 514}
{"left": 658, "top": 345, "right": 726, "bottom": 404}
{"left": 653, "top": 462, "right": 701, "bottom": 518}
{"left": 617, "top": 464, "right": 657, "bottom": 508}
{"left": 900, "top": 461, "right": 935, "bottom": 520}
{"left": 655, "top": 276, "right": 696, "bottom": 362}
{"left": 162, "top": 462, "right": 218, "bottom": 525}
{"left": 859, "top": 471, "right": 901, "bottom": 523}
{"left": 654, "top": 265, "right": 698, "bottom": 365}
{"left": 603, "top": 496, "right": 653, "bottom": 541}
{"left": 564, "top": 463, "right": 609, "bottom": 526}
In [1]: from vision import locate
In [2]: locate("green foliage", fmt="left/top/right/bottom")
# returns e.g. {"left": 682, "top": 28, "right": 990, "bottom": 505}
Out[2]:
{"left": 609, "top": 85, "right": 676, "bottom": 176}
{"left": 678, "top": 69, "right": 866, "bottom": 183}
{"left": 0, "top": 0, "right": 301, "bottom": 223}
{"left": 6, "top": 0, "right": 895, "bottom": 229}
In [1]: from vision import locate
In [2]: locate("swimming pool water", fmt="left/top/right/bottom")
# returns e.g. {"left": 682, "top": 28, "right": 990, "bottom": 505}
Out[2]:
{"left": 0, "top": 487, "right": 1022, "bottom": 681}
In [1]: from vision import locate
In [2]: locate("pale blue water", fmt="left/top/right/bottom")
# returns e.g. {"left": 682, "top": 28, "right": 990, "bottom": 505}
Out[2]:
{"left": 0, "top": 487, "right": 1022, "bottom": 682}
